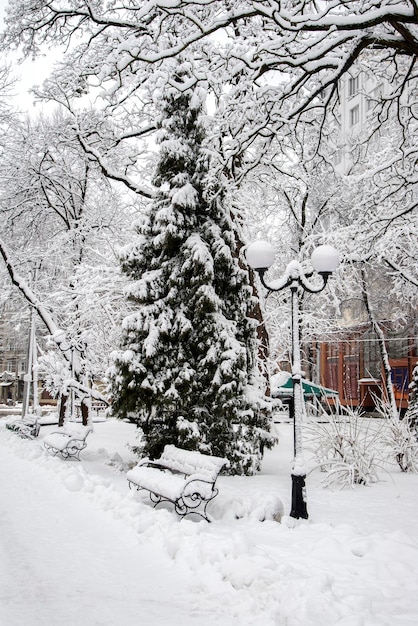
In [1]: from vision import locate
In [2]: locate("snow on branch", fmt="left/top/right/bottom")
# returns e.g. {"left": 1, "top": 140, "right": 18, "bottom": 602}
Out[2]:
{"left": 0, "top": 236, "right": 107, "bottom": 403}
{"left": 0, "top": 237, "right": 58, "bottom": 337}
{"left": 75, "top": 132, "right": 153, "bottom": 199}
{"left": 384, "top": 256, "right": 418, "bottom": 287}
{"left": 3, "top": 1, "right": 417, "bottom": 132}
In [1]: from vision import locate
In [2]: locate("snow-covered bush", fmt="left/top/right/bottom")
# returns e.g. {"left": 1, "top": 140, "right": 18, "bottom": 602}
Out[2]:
{"left": 374, "top": 397, "right": 418, "bottom": 473}
{"left": 305, "top": 405, "right": 384, "bottom": 489}
{"left": 380, "top": 416, "right": 418, "bottom": 473}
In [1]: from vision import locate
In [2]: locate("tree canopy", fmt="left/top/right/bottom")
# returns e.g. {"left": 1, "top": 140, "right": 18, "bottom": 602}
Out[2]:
{"left": 0, "top": 1, "right": 416, "bottom": 423}
{"left": 110, "top": 63, "right": 272, "bottom": 473}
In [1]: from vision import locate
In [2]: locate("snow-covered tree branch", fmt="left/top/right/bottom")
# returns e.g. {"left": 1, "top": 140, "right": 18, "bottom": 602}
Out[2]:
{"left": 0, "top": 235, "right": 107, "bottom": 403}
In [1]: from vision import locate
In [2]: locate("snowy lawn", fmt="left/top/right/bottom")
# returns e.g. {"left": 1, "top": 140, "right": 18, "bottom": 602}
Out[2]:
{"left": 1, "top": 415, "right": 418, "bottom": 626}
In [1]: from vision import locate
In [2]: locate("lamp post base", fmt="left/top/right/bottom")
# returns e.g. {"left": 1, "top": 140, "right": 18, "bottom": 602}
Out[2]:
{"left": 290, "top": 473, "right": 308, "bottom": 519}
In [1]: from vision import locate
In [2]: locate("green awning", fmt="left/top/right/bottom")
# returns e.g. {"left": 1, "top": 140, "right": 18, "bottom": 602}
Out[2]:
{"left": 272, "top": 376, "right": 338, "bottom": 399}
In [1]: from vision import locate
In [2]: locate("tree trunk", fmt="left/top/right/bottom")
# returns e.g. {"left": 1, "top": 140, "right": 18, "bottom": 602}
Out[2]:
{"left": 58, "top": 394, "right": 68, "bottom": 427}
{"left": 361, "top": 268, "right": 398, "bottom": 418}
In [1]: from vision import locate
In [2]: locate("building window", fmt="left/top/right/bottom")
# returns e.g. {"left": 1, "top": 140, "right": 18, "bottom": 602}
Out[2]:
{"left": 333, "top": 149, "right": 342, "bottom": 166}
{"left": 363, "top": 337, "right": 380, "bottom": 378}
{"left": 349, "top": 105, "right": 359, "bottom": 127}
{"left": 391, "top": 366, "right": 409, "bottom": 392}
{"left": 366, "top": 84, "right": 383, "bottom": 114}
{"left": 348, "top": 75, "right": 360, "bottom": 97}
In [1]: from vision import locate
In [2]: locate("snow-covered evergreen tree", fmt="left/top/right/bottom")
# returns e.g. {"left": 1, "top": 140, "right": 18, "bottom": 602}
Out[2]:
{"left": 110, "top": 63, "right": 272, "bottom": 475}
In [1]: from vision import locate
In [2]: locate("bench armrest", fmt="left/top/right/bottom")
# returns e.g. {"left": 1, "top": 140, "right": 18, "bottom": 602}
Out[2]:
{"left": 182, "top": 473, "right": 218, "bottom": 500}
{"left": 136, "top": 458, "right": 174, "bottom": 472}
{"left": 136, "top": 457, "right": 151, "bottom": 468}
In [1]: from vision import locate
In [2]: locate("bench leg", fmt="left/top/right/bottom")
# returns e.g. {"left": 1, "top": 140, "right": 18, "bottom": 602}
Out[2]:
{"left": 44, "top": 442, "right": 86, "bottom": 461}
{"left": 44, "top": 444, "right": 61, "bottom": 457}
{"left": 61, "top": 445, "right": 85, "bottom": 461}
{"left": 140, "top": 489, "right": 213, "bottom": 522}
{"left": 174, "top": 496, "right": 213, "bottom": 522}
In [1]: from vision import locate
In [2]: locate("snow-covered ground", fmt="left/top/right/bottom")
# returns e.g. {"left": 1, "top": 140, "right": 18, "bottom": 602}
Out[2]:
{"left": 1, "top": 413, "right": 418, "bottom": 626}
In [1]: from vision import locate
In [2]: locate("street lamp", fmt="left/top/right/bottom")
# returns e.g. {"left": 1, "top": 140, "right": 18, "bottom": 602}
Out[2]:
{"left": 246, "top": 241, "right": 340, "bottom": 519}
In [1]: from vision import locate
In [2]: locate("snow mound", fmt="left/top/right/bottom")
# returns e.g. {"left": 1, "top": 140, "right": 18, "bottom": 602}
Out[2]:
{"left": 212, "top": 491, "right": 284, "bottom": 522}
{"left": 63, "top": 470, "right": 84, "bottom": 492}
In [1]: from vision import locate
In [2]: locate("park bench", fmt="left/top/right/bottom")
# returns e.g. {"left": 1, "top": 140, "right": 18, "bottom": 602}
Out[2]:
{"left": 6, "top": 415, "right": 40, "bottom": 439}
{"left": 43, "top": 423, "right": 92, "bottom": 461}
{"left": 126, "top": 444, "right": 229, "bottom": 522}
{"left": 91, "top": 401, "right": 108, "bottom": 416}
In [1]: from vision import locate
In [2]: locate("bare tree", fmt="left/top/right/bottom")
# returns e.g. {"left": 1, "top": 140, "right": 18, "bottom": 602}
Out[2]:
{"left": 0, "top": 111, "right": 137, "bottom": 419}
{"left": 2, "top": 2, "right": 416, "bottom": 146}
{"left": 1, "top": 0, "right": 416, "bottom": 407}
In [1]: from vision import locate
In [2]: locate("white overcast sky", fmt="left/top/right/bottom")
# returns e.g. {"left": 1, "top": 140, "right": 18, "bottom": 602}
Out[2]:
{"left": 0, "top": 0, "right": 57, "bottom": 112}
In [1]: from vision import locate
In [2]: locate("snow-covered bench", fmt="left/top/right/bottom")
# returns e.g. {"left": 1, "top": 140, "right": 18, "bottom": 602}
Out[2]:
{"left": 43, "top": 423, "right": 92, "bottom": 461}
{"left": 126, "top": 445, "right": 229, "bottom": 522}
{"left": 6, "top": 415, "right": 40, "bottom": 439}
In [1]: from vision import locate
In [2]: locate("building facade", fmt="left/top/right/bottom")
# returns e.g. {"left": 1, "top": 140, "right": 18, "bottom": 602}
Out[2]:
{"left": 318, "top": 65, "right": 417, "bottom": 412}
{"left": 318, "top": 328, "right": 417, "bottom": 413}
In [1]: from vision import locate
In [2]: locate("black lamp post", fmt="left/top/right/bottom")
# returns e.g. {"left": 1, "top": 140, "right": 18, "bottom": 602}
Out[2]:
{"left": 246, "top": 241, "right": 340, "bottom": 519}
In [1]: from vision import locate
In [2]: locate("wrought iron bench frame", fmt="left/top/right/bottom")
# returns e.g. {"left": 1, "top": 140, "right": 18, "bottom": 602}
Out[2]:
{"left": 43, "top": 424, "right": 92, "bottom": 461}
{"left": 6, "top": 415, "right": 40, "bottom": 439}
{"left": 126, "top": 444, "right": 229, "bottom": 522}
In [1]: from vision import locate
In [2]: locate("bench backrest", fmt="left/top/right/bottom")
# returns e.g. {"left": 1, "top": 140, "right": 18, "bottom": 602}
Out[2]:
{"left": 159, "top": 445, "right": 229, "bottom": 480}
{"left": 63, "top": 423, "right": 93, "bottom": 440}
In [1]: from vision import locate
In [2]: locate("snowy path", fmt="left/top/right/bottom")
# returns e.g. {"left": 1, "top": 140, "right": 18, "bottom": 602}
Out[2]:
{"left": 2, "top": 418, "right": 418, "bottom": 626}
{"left": 0, "top": 435, "right": 231, "bottom": 626}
